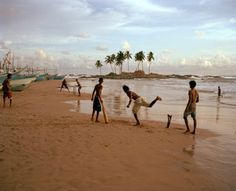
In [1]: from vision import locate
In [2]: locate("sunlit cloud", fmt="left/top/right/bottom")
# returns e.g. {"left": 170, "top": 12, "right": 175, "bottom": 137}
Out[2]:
{"left": 194, "top": 30, "right": 206, "bottom": 38}
{"left": 95, "top": 45, "right": 108, "bottom": 51}
{"left": 0, "top": 0, "right": 235, "bottom": 75}
{"left": 122, "top": 41, "right": 131, "bottom": 51}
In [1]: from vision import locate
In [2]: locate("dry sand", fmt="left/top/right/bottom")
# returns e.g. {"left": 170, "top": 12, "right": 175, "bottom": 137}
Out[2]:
{"left": 0, "top": 80, "right": 227, "bottom": 191}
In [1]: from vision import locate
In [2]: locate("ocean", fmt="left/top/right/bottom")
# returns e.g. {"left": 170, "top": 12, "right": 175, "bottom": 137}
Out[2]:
{"left": 65, "top": 76, "right": 236, "bottom": 189}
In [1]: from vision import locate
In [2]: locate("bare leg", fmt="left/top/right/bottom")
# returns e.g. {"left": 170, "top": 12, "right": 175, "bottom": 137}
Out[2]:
{"left": 149, "top": 96, "right": 162, "bottom": 107}
{"left": 95, "top": 112, "right": 100, "bottom": 122}
{"left": 3, "top": 98, "right": 6, "bottom": 107}
{"left": 191, "top": 118, "right": 197, "bottom": 134}
{"left": 9, "top": 99, "right": 12, "bottom": 107}
{"left": 134, "top": 113, "right": 140, "bottom": 126}
{"left": 184, "top": 116, "right": 190, "bottom": 133}
{"left": 91, "top": 110, "right": 95, "bottom": 121}
{"left": 166, "top": 114, "right": 172, "bottom": 128}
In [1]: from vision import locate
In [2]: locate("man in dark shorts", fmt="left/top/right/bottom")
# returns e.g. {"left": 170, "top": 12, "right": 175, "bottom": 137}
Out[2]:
{"left": 2, "top": 73, "right": 12, "bottom": 107}
{"left": 91, "top": 78, "right": 103, "bottom": 122}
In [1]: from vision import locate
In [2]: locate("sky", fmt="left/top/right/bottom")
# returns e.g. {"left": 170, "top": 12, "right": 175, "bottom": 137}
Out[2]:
{"left": 0, "top": 0, "right": 236, "bottom": 75}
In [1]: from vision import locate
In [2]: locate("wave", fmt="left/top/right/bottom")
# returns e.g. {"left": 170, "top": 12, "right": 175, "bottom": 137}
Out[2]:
{"left": 220, "top": 102, "right": 236, "bottom": 107}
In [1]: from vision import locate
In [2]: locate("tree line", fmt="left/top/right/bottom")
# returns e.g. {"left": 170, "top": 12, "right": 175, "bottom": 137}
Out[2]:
{"left": 95, "top": 51, "right": 155, "bottom": 75}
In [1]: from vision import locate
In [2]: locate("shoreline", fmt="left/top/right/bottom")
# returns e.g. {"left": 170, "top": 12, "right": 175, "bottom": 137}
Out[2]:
{"left": 0, "top": 80, "right": 230, "bottom": 191}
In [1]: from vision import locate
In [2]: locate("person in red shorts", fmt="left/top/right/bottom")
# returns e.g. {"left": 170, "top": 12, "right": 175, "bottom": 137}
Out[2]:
{"left": 2, "top": 73, "right": 12, "bottom": 107}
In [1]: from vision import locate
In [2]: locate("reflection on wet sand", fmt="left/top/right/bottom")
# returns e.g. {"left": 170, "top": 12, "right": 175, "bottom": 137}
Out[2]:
{"left": 216, "top": 97, "right": 220, "bottom": 122}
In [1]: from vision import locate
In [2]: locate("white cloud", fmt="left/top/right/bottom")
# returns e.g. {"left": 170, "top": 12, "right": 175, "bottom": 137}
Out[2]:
{"left": 0, "top": 40, "right": 12, "bottom": 50}
{"left": 122, "top": 41, "right": 131, "bottom": 51}
{"left": 120, "top": 0, "right": 179, "bottom": 13}
{"left": 75, "top": 32, "right": 91, "bottom": 39}
{"left": 35, "top": 49, "right": 47, "bottom": 59}
{"left": 95, "top": 45, "right": 108, "bottom": 51}
{"left": 229, "top": 18, "right": 236, "bottom": 24}
{"left": 194, "top": 30, "right": 206, "bottom": 38}
{"left": 180, "top": 58, "right": 187, "bottom": 65}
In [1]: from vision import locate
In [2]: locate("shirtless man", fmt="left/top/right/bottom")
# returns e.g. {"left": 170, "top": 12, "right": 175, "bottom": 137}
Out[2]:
{"left": 183, "top": 80, "right": 199, "bottom": 134}
{"left": 122, "top": 85, "right": 162, "bottom": 126}
{"left": 76, "top": 78, "right": 82, "bottom": 96}
{"left": 60, "top": 78, "right": 70, "bottom": 92}
{"left": 91, "top": 78, "right": 103, "bottom": 122}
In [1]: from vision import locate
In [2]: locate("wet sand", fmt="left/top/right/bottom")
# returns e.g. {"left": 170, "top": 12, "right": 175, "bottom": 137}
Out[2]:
{"left": 0, "top": 80, "right": 231, "bottom": 191}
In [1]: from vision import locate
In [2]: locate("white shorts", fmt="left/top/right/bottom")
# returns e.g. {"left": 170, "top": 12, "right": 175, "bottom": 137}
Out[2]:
{"left": 132, "top": 97, "right": 149, "bottom": 114}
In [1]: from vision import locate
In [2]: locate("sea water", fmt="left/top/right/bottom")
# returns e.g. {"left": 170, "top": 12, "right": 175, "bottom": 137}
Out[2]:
{"left": 66, "top": 77, "right": 236, "bottom": 189}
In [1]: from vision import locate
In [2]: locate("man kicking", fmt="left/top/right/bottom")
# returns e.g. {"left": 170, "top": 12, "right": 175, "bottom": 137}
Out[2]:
{"left": 123, "top": 85, "right": 162, "bottom": 126}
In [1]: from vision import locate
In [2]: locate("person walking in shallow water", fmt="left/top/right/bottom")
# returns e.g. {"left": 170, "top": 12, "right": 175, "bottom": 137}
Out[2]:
{"left": 91, "top": 78, "right": 103, "bottom": 122}
{"left": 2, "top": 73, "right": 12, "bottom": 107}
{"left": 183, "top": 80, "right": 199, "bottom": 134}
{"left": 122, "top": 85, "right": 162, "bottom": 126}
{"left": 76, "top": 78, "right": 82, "bottom": 96}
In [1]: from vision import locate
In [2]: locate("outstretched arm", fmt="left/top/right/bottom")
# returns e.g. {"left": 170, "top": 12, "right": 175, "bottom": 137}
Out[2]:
{"left": 126, "top": 92, "right": 132, "bottom": 108}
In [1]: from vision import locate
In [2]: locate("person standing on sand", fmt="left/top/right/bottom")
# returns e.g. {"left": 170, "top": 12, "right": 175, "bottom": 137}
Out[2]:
{"left": 60, "top": 78, "right": 70, "bottom": 92}
{"left": 122, "top": 85, "right": 162, "bottom": 126}
{"left": 183, "top": 80, "right": 199, "bottom": 134}
{"left": 2, "top": 73, "right": 12, "bottom": 107}
{"left": 91, "top": 78, "right": 103, "bottom": 122}
{"left": 76, "top": 78, "right": 82, "bottom": 96}
{"left": 218, "top": 86, "right": 221, "bottom": 97}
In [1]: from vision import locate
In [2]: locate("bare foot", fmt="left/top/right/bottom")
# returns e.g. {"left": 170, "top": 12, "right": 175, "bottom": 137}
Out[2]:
{"left": 184, "top": 130, "right": 190, "bottom": 134}
{"left": 133, "top": 123, "right": 140, "bottom": 126}
{"left": 156, "top": 96, "right": 162, "bottom": 101}
{"left": 191, "top": 131, "right": 195, "bottom": 135}
{"left": 95, "top": 120, "right": 100, "bottom": 123}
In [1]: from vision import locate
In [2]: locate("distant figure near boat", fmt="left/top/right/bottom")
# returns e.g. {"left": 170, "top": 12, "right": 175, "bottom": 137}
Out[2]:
{"left": 2, "top": 73, "right": 12, "bottom": 107}
{"left": 60, "top": 79, "right": 70, "bottom": 92}
{"left": 183, "top": 80, "right": 199, "bottom": 134}
{"left": 76, "top": 78, "right": 82, "bottom": 96}
{"left": 122, "top": 85, "right": 162, "bottom": 126}
{"left": 218, "top": 86, "right": 221, "bottom": 97}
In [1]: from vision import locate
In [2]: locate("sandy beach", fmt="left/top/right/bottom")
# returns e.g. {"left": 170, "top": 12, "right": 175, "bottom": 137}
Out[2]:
{"left": 0, "top": 80, "right": 233, "bottom": 191}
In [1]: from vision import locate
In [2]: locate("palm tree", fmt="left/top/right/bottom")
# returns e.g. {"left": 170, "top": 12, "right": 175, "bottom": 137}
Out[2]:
{"left": 124, "top": 51, "right": 132, "bottom": 72}
{"left": 135, "top": 51, "right": 145, "bottom": 71}
{"left": 111, "top": 54, "right": 116, "bottom": 73}
{"left": 95, "top": 60, "right": 103, "bottom": 75}
{"left": 116, "top": 51, "right": 125, "bottom": 74}
{"left": 105, "top": 55, "right": 114, "bottom": 73}
{"left": 147, "top": 51, "right": 154, "bottom": 74}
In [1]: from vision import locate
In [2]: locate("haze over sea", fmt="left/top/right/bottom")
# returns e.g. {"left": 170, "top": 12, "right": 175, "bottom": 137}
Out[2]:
{"left": 65, "top": 75, "right": 236, "bottom": 189}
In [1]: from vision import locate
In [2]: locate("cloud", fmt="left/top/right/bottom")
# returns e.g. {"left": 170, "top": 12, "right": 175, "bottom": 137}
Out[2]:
{"left": 0, "top": 40, "right": 12, "bottom": 50}
{"left": 95, "top": 45, "right": 108, "bottom": 51}
{"left": 35, "top": 49, "right": 47, "bottom": 59}
{"left": 74, "top": 32, "right": 91, "bottom": 39}
{"left": 229, "top": 18, "right": 236, "bottom": 24}
{"left": 122, "top": 41, "right": 131, "bottom": 51}
{"left": 194, "top": 30, "right": 206, "bottom": 38}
